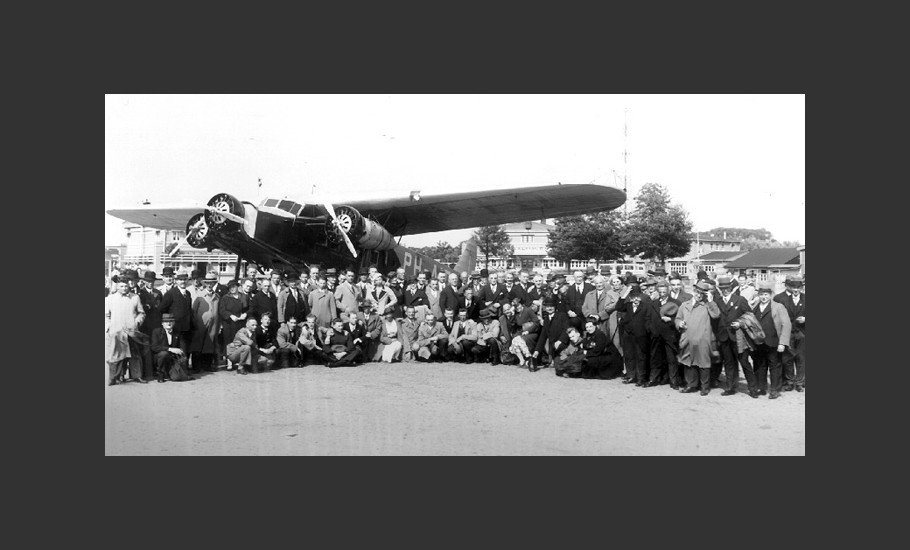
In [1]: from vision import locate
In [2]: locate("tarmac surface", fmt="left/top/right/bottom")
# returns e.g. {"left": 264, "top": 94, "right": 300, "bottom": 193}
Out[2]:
{"left": 104, "top": 361, "right": 806, "bottom": 456}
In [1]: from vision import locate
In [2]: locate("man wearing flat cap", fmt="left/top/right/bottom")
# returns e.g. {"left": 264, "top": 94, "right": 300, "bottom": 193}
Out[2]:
{"left": 712, "top": 274, "right": 752, "bottom": 396}
{"left": 774, "top": 274, "right": 806, "bottom": 391}
{"left": 752, "top": 282, "right": 792, "bottom": 399}
{"left": 150, "top": 313, "right": 192, "bottom": 382}
{"left": 533, "top": 296, "right": 571, "bottom": 369}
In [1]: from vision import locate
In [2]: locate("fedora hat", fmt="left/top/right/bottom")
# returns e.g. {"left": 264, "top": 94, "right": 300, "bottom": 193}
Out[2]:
{"left": 479, "top": 309, "right": 494, "bottom": 320}
{"left": 757, "top": 281, "right": 775, "bottom": 293}
{"left": 142, "top": 270, "right": 159, "bottom": 282}
{"left": 694, "top": 281, "right": 712, "bottom": 293}
{"left": 785, "top": 274, "right": 804, "bottom": 286}
{"left": 161, "top": 266, "right": 175, "bottom": 277}
{"left": 542, "top": 296, "right": 557, "bottom": 307}
{"left": 659, "top": 301, "right": 679, "bottom": 317}
{"left": 122, "top": 269, "right": 139, "bottom": 280}
{"left": 480, "top": 268, "right": 489, "bottom": 278}
{"left": 716, "top": 275, "right": 734, "bottom": 288}
{"left": 161, "top": 313, "right": 176, "bottom": 323}
{"left": 175, "top": 271, "right": 189, "bottom": 280}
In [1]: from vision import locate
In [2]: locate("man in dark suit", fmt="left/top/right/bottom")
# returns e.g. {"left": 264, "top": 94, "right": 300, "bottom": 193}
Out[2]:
{"left": 503, "top": 272, "right": 530, "bottom": 307}
{"left": 159, "top": 271, "right": 193, "bottom": 351}
{"left": 646, "top": 281, "right": 682, "bottom": 388}
{"left": 564, "top": 270, "right": 595, "bottom": 331}
{"left": 774, "top": 274, "right": 806, "bottom": 392}
{"left": 533, "top": 296, "right": 571, "bottom": 369}
{"left": 138, "top": 270, "right": 164, "bottom": 335}
{"left": 440, "top": 273, "right": 462, "bottom": 317}
{"left": 713, "top": 274, "right": 752, "bottom": 396}
{"left": 459, "top": 286, "right": 481, "bottom": 322}
{"left": 150, "top": 313, "right": 193, "bottom": 382}
{"left": 479, "top": 271, "right": 508, "bottom": 314}
{"left": 405, "top": 272, "right": 430, "bottom": 309}
{"left": 277, "top": 274, "right": 308, "bottom": 324}
{"left": 526, "top": 274, "right": 547, "bottom": 305}
{"left": 668, "top": 274, "right": 693, "bottom": 303}
{"left": 615, "top": 284, "right": 651, "bottom": 385}
{"left": 342, "top": 311, "right": 367, "bottom": 364}
{"left": 249, "top": 275, "right": 278, "bottom": 321}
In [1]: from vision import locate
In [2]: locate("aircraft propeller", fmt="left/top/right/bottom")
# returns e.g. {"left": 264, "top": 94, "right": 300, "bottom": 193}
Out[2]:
{"left": 323, "top": 202, "right": 358, "bottom": 258}
{"left": 169, "top": 215, "right": 208, "bottom": 257}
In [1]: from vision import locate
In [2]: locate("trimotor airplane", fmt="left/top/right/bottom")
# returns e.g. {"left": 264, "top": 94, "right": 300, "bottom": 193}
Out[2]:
{"left": 107, "top": 183, "right": 626, "bottom": 279}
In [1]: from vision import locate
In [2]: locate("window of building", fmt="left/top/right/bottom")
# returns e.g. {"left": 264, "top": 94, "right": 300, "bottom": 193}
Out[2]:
{"left": 703, "top": 265, "right": 715, "bottom": 272}
{"left": 522, "top": 235, "right": 533, "bottom": 243}
{"left": 219, "top": 262, "right": 228, "bottom": 272}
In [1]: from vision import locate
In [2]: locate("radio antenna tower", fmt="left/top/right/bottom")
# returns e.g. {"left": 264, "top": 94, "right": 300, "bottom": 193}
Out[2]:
{"left": 623, "top": 108, "right": 629, "bottom": 217}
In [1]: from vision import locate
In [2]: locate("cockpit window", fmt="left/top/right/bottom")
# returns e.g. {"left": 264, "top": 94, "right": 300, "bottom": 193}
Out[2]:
{"left": 264, "top": 199, "right": 279, "bottom": 207}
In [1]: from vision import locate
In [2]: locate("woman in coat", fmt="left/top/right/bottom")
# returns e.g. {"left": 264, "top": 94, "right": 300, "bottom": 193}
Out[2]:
{"left": 675, "top": 281, "right": 720, "bottom": 395}
{"left": 374, "top": 307, "right": 407, "bottom": 362}
{"left": 581, "top": 320, "right": 624, "bottom": 379}
{"left": 189, "top": 275, "right": 222, "bottom": 372}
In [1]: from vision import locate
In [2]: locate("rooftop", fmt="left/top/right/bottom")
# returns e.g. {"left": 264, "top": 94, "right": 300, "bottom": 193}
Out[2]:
{"left": 697, "top": 251, "right": 747, "bottom": 261}
{"left": 503, "top": 221, "right": 555, "bottom": 232}
{"left": 724, "top": 248, "right": 800, "bottom": 269}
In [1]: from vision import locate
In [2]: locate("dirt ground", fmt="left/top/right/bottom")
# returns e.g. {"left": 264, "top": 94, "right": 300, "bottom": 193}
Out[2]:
{"left": 104, "top": 361, "right": 805, "bottom": 456}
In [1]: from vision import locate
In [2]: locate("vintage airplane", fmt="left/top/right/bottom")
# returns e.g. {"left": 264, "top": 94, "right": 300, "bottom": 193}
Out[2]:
{"left": 107, "top": 183, "right": 626, "bottom": 279}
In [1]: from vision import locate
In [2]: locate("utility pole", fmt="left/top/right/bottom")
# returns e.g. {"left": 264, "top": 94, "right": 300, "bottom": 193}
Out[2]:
{"left": 623, "top": 107, "right": 629, "bottom": 217}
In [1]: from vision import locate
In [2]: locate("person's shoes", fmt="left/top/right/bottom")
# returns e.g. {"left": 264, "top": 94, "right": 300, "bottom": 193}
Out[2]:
{"left": 644, "top": 380, "right": 659, "bottom": 388}
{"left": 710, "top": 381, "right": 720, "bottom": 389}
{"left": 721, "top": 389, "right": 736, "bottom": 396}
{"left": 237, "top": 368, "right": 248, "bottom": 375}
{"left": 795, "top": 386, "right": 804, "bottom": 392}
{"left": 157, "top": 378, "right": 167, "bottom": 383}
{"left": 528, "top": 357, "right": 538, "bottom": 372}
{"left": 783, "top": 384, "right": 795, "bottom": 392}
{"left": 136, "top": 378, "right": 148, "bottom": 384}
{"left": 681, "top": 387, "right": 698, "bottom": 393}
{"left": 758, "top": 389, "right": 767, "bottom": 396}
{"left": 748, "top": 390, "right": 759, "bottom": 399}
{"left": 669, "top": 384, "right": 680, "bottom": 390}
{"left": 700, "top": 389, "right": 710, "bottom": 396}
{"left": 108, "top": 380, "right": 119, "bottom": 386}
{"left": 769, "top": 392, "right": 780, "bottom": 399}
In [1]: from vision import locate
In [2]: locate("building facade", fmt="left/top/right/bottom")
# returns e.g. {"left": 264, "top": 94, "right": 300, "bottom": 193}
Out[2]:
{"left": 117, "top": 223, "right": 240, "bottom": 281}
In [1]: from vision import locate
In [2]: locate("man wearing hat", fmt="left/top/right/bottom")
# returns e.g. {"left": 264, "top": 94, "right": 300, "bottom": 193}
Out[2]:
{"left": 138, "top": 270, "right": 164, "bottom": 336}
{"left": 386, "top": 271, "right": 405, "bottom": 318}
{"left": 465, "top": 270, "right": 484, "bottom": 299}
{"left": 325, "top": 268, "right": 338, "bottom": 292}
{"left": 160, "top": 266, "right": 176, "bottom": 295}
{"left": 676, "top": 281, "right": 721, "bottom": 395}
{"left": 150, "top": 313, "right": 192, "bottom": 382}
{"left": 479, "top": 268, "right": 490, "bottom": 288}
{"left": 186, "top": 269, "right": 204, "bottom": 302}
{"left": 189, "top": 272, "right": 222, "bottom": 373}
{"left": 712, "top": 274, "right": 752, "bottom": 396}
{"left": 751, "top": 282, "right": 792, "bottom": 399}
{"left": 160, "top": 270, "right": 193, "bottom": 359}
{"left": 646, "top": 281, "right": 683, "bottom": 388}
{"left": 277, "top": 273, "right": 308, "bottom": 325}
{"left": 532, "top": 296, "right": 571, "bottom": 369}
{"left": 615, "top": 283, "right": 652, "bottom": 386}
{"left": 774, "top": 274, "right": 806, "bottom": 391}
{"left": 105, "top": 278, "right": 149, "bottom": 385}
{"left": 356, "top": 267, "right": 371, "bottom": 301}
{"left": 472, "top": 308, "right": 502, "bottom": 364}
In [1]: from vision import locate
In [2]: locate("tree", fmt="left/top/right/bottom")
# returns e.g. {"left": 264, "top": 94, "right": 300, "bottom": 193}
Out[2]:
{"left": 414, "top": 241, "right": 460, "bottom": 264}
{"left": 473, "top": 225, "right": 514, "bottom": 268}
{"left": 547, "top": 211, "right": 626, "bottom": 264}
{"left": 623, "top": 182, "right": 693, "bottom": 267}
{"left": 700, "top": 227, "right": 774, "bottom": 241}
{"left": 740, "top": 237, "right": 802, "bottom": 252}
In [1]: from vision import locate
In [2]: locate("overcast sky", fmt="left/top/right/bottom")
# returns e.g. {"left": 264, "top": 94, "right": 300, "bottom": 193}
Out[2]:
{"left": 105, "top": 94, "right": 804, "bottom": 248}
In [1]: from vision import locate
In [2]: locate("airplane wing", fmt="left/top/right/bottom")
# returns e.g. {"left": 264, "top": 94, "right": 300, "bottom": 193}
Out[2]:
{"left": 105, "top": 204, "right": 204, "bottom": 231}
{"left": 345, "top": 183, "right": 626, "bottom": 236}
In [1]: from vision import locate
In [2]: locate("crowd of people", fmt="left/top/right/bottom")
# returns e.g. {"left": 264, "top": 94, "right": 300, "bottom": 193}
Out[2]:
{"left": 104, "top": 263, "right": 806, "bottom": 399}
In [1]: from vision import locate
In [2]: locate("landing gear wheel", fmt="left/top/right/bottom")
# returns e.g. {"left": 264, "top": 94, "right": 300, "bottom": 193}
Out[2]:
{"left": 185, "top": 213, "right": 212, "bottom": 248}
{"left": 205, "top": 193, "right": 245, "bottom": 230}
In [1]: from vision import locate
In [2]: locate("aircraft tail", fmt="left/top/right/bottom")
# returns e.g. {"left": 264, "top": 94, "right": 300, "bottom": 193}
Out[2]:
{"left": 453, "top": 238, "right": 478, "bottom": 275}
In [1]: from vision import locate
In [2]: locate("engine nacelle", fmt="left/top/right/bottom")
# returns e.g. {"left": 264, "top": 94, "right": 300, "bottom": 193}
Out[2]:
{"left": 357, "top": 217, "right": 395, "bottom": 250}
{"left": 327, "top": 205, "right": 395, "bottom": 251}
